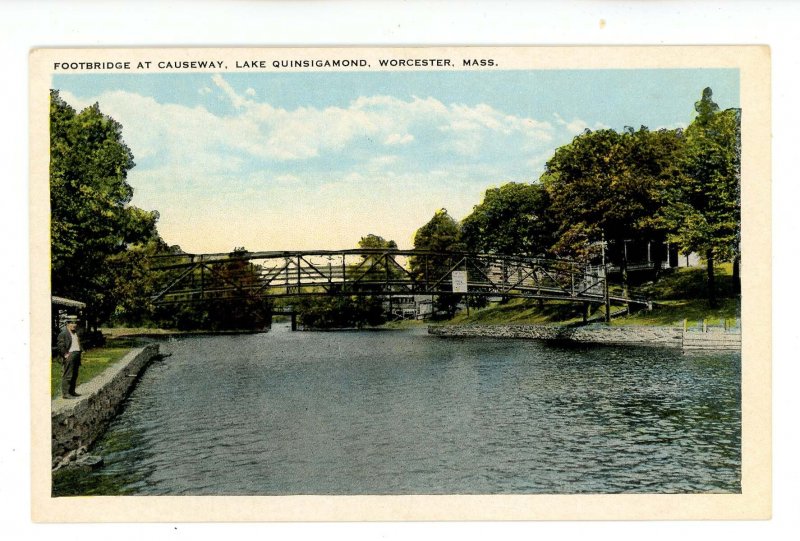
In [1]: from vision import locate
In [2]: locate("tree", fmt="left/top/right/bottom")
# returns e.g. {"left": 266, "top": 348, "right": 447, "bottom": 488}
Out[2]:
{"left": 353, "top": 234, "right": 404, "bottom": 313}
{"left": 410, "top": 209, "right": 465, "bottom": 317}
{"left": 50, "top": 90, "right": 160, "bottom": 328}
{"left": 107, "top": 235, "right": 169, "bottom": 326}
{"left": 541, "top": 126, "right": 683, "bottom": 284}
{"left": 355, "top": 234, "right": 402, "bottom": 286}
{"left": 358, "top": 233, "right": 398, "bottom": 251}
{"left": 461, "top": 182, "right": 557, "bottom": 256}
{"left": 293, "top": 234, "right": 400, "bottom": 329}
{"left": 412, "top": 209, "right": 464, "bottom": 254}
{"left": 201, "top": 248, "right": 272, "bottom": 330}
{"left": 150, "top": 247, "right": 273, "bottom": 331}
{"left": 660, "top": 88, "right": 741, "bottom": 305}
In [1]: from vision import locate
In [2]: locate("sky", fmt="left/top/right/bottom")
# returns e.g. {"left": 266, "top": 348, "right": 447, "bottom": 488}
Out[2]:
{"left": 53, "top": 69, "right": 739, "bottom": 254}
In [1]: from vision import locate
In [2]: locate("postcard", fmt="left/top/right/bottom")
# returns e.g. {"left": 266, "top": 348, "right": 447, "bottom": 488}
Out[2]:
{"left": 30, "top": 45, "right": 771, "bottom": 521}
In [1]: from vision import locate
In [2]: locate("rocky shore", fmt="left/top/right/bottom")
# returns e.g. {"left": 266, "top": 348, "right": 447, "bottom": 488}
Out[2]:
{"left": 429, "top": 323, "right": 682, "bottom": 349}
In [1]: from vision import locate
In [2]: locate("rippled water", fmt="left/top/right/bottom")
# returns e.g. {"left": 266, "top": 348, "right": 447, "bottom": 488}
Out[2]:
{"left": 54, "top": 324, "right": 740, "bottom": 495}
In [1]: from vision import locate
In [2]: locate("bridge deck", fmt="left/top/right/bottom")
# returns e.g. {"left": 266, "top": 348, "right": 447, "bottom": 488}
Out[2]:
{"left": 148, "top": 249, "right": 650, "bottom": 308}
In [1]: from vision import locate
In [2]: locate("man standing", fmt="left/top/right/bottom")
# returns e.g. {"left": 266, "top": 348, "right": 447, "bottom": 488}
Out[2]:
{"left": 56, "top": 315, "right": 82, "bottom": 399}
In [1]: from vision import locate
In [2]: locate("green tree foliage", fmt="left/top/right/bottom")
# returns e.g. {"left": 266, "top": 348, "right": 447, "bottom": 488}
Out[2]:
{"left": 107, "top": 236, "right": 172, "bottom": 326}
{"left": 206, "top": 248, "right": 272, "bottom": 330}
{"left": 410, "top": 209, "right": 465, "bottom": 317}
{"left": 660, "top": 88, "right": 741, "bottom": 305}
{"left": 294, "top": 234, "right": 399, "bottom": 329}
{"left": 541, "top": 126, "right": 684, "bottom": 281}
{"left": 161, "top": 248, "right": 273, "bottom": 331}
{"left": 411, "top": 209, "right": 464, "bottom": 258}
{"left": 355, "top": 233, "right": 403, "bottom": 286}
{"left": 50, "top": 90, "right": 160, "bottom": 328}
{"left": 358, "top": 233, "right": 398, "bottom": 251}
{"left": 461, "top": 182, "right": 556, "bottom": 256}
{"left": 296, "top": 292, "right": 385, "bottom": 329}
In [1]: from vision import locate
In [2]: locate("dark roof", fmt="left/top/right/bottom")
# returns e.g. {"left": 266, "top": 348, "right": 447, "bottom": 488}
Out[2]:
{"left": 51, "top": 296, "right": 86, "bottom": 308}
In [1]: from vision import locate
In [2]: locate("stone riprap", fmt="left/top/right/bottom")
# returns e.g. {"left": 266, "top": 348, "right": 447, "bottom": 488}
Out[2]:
{"left": 51, "top": 344, "right": 159, "bottom": 469}
{"left": 428, "top": 324, "right": 684, "bottom": 348}
{"left": 428, "top": 324, "right": 742, "bottom": 352}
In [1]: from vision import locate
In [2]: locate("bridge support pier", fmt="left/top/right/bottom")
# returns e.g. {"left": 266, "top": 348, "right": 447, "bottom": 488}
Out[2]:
{"left": 291, "top": 313, "right": 297, "bottom": 331}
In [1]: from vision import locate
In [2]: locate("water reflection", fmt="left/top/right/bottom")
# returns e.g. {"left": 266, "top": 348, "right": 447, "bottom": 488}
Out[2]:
{"left": 54, "top": 326, "right": 740, "bottom": 495}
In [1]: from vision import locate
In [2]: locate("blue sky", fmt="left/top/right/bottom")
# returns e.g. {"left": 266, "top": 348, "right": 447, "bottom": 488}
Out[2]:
{"left": 53, "top": 69, "right": 739, "bottom": 253}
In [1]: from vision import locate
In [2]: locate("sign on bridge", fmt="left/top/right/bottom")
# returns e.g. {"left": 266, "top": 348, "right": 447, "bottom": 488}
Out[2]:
{"left": 451, "top": 270, "right": 468, "bottom": 293}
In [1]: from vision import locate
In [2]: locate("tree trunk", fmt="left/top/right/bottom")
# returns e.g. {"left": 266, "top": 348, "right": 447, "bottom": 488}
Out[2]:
{"left": 732, "top": 254, "right": 741, "bottom": 295}
{"left": 651, "top": 240, "right": 663, "bottom": 277}
{"left": 621, "top": 244, "right": 630, "bottom": 314}
{"left": 706, "top": 249, "right": 717, "bottom": 307}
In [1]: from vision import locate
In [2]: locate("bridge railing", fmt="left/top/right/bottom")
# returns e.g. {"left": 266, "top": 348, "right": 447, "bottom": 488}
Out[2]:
{"left": 148, "top": 250, "right": 648, "bottom": 307}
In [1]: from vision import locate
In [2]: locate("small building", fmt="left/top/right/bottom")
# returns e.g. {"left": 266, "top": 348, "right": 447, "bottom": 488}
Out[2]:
{"left": 384, "top": 295, "right": 435, "bottom": 320}
{"left": 51, "top": 296, "right": 86, "bottom": 346}
{"left": 605, "top": 240, "right": 701, "bottom": 274}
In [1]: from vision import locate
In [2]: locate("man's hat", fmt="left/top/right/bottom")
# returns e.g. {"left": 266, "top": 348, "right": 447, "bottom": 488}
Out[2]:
{"left": 64, "top": 315, "right": 79, "bottom": 322}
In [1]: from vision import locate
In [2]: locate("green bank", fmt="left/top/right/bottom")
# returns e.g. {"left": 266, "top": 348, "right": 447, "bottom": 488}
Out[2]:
{"left": 444, "top": 264, "right": 740, "bottom": 327}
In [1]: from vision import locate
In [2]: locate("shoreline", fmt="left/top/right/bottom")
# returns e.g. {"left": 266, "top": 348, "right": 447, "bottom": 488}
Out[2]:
{"left": 51, "top": 344, "right": 161, "bottom": 470}
{"left": 428, "top": 323, "right": 741, "bottom": 352}
{"left": 100, "top": 319, "right": 741, "bottom": 352}
{"left": 102, "top": 327, "right": 269, "bottom": 340}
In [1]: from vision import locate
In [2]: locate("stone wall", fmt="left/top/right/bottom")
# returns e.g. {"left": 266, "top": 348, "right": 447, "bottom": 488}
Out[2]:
{"left": 428, "top": 324, "right": 684, "bottom": 348}
{"left": 51, "top": 344, "right": 159, "bottom": 469}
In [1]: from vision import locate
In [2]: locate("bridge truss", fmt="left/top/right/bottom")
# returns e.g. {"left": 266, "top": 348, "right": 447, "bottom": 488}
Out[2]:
{"left": 149, "top": 249, "right": 650, "bottom": 311}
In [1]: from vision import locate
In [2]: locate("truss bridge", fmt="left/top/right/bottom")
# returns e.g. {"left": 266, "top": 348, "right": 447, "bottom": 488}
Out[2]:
{"left": 149, "top": 249, "right": 650, "bottom": 313}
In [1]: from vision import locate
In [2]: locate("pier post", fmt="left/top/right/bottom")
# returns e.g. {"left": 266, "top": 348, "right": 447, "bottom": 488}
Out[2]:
{"left": 291, "top": 313, "right": 297, "bottom": 331}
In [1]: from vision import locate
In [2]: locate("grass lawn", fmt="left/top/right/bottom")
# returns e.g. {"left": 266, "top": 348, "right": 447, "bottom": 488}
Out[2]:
{"left": 446, "top": 298, "right": 587, "bottom": 325}
{"left": 611, "top": 264, "right": 740, "bottom": 326}
{"left": 611, "top": 298, "right": 740, "bottom": 327}
{"left": 51, "top": 337, "right": 143, "bottom": 398}
{"left": 439, "top": 264, "right": 740, "bottom": 328}
{"left": 382, "top": 319, "right": 426, "bottom": 330}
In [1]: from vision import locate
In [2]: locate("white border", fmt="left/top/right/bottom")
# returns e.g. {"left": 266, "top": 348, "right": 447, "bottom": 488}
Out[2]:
{"left": 4, "top": 0, "right": 798, "bottom": 539}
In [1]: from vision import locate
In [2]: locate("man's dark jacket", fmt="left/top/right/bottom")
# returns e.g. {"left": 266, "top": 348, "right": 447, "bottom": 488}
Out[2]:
{"left": 56, "top": 328, "right": 82, "bottom": 358}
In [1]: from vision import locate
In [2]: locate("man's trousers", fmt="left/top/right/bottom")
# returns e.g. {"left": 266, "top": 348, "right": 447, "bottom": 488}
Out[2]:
{"left": 61, "top": 352, "right": 81, "bottom": 397}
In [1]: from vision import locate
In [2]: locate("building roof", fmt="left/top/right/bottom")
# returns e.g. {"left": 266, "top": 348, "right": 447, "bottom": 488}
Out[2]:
{"left": 51, "top": 296, "right": 86, "bottom": 308}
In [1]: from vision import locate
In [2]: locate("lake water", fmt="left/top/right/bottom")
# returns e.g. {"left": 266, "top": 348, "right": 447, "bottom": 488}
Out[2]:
{"left": 54, "top": 324, "right": 741, "bottom": 495}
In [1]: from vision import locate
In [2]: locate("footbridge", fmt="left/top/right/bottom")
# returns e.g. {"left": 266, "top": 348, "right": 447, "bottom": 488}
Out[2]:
{"left": 149, "top": 249, "right": 650, "bottom": 313}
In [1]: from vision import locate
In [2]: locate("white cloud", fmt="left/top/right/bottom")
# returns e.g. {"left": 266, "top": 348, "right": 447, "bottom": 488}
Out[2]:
{"left": 365, "top": 155, "right": 400, "bottom": 171}
{"left": 245, "top": 88, "right": 256, "bottom": 97}
{"left": 384, "top": 133, "right": 414, "bottom": 145}
{"left": 211, "top": 73, "right": 248, "bottom": 109}
{"left": 552, "top": 112, "right": 609, "bottom": 135}
{"left": 58, "top": 79, "right": 571, "bottom": 252}
{"left": 199, "top": 76, "right": 557, "bottom": 161}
